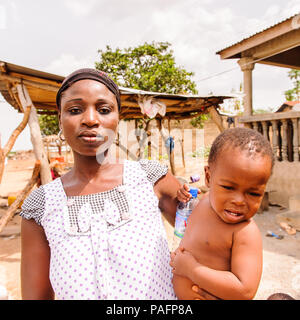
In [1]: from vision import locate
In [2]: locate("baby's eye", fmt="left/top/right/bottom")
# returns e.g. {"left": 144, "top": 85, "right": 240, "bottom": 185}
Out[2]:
{"left": 249, "top": 192, "right": 262, "bottom": 197}
{"left": 221, "top": 185, "right": 233, "bottom": 190}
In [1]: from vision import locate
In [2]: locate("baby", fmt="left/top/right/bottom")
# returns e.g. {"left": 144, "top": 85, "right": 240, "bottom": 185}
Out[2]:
{"left": 171, "top": 127, "right": 274, "bottom": 300}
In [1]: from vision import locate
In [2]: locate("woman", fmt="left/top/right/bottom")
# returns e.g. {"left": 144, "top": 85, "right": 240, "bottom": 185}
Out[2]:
{"left": 20, "top": 68, "right": 185, "bottom": 300}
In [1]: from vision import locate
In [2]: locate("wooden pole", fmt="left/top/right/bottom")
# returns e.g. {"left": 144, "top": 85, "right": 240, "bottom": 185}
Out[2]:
{"left": 156, "top": 119, "right": 163, "bottom": 161}
{"left": 207, "top": 106, "right": 225, "bottom": 132}
{"left": 0, "top": 134, "right": 4, "bottom": 185}
{"left": 135, "top": 119, "right": 141, "bottom": 159}
{"left": 0, "top": 105, "right": 31, "bottom": 184}
{"left": 181, "top": 121, "right": 186, "bottom": 168}
{"left": 147, "top": 120, "right": 152, "bottom": 159}
{"left": 0, "top": 160, "right": 41, "bottom": 234}
{"left": 16, "top": 84, "right": 52, "bottom": 185}
{"left": 168, "top": 118, "right": 176, "bottom": 175}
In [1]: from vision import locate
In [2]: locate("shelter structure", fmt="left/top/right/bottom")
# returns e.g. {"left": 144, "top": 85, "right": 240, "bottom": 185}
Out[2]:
{"left": 0, "top": 59, "right": 234, "bottom": 179}
{"left": 217, "top": 13, "right": 300, "bottom": 207}
{"left": 0, "top": 59, "right": 234, "bottom": 232}
{"left": 217, "top": 13, "right": 300, "bottom": 116}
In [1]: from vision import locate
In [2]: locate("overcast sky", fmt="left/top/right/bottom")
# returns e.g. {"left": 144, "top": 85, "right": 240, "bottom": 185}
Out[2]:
{"left": 0, "top": 0, "right": 299, "bottom": 151}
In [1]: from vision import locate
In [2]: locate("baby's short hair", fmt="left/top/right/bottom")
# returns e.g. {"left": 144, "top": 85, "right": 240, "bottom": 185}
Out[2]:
{"left": 208, "top": 127, "right": 274, "bottom": 168}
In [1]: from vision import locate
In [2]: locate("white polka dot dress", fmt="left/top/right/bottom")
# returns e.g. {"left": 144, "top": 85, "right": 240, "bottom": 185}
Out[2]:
{"left": 20, "top": 160, "right": 176, "bottom": 300}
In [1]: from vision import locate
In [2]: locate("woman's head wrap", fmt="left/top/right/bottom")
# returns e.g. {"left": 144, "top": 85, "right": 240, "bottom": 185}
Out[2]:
{"left": 56, "top": 68, "right": 121, "bottom": 110}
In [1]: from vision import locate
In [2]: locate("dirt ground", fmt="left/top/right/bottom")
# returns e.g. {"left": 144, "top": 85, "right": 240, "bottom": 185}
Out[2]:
{"left": 0, "top": 154, "right": 300, "bottom": 300}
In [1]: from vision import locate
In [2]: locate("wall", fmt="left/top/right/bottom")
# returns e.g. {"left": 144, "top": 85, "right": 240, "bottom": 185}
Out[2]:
{"left": 267, "top": 161, "right": 300, "bottom": 207}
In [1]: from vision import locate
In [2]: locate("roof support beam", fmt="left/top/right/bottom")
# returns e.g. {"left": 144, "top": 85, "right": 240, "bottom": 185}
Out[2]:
{"left": 0, "top": 73, "right": 59, "bottom": 92}
{"left": 16, "top": 83, "right": 52, "bottom": 185}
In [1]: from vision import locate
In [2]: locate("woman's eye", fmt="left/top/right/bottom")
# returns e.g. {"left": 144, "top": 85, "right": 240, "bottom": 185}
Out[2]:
{"left": 69, "top": 107, "right": 81, "bottom": 114}
{"left": 98, "top": 107, "right": 111, "bottom": 114}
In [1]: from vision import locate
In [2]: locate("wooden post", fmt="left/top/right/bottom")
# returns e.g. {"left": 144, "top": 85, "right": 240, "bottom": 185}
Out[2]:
{"left": 156, "top": 119, "right": 163, "bottom": 161}
{"left": 16, "top": 84, "right": 52, "bottom": 184}
{"left": 147, "top": 120, "right": 152, "bottom": 159}
{"left": 181, "top": 121, "right": 185, "bottom": 168}
{"left": 0, "top": 160, "right": 41, "bottom": 234}
{"left": 0, "top": 105, "right": 31, "bottom": 184}
{"left": 0, "top": 135, "right": 4, "bottom": 185}
{"left": 207, "top": 106, "right": 224, "bottom": 132}
{"left": 135, "top": 119, "right": 141, "bottom": 159}
{"left": 168, "top": 118, "right": 176, "bottom": 175}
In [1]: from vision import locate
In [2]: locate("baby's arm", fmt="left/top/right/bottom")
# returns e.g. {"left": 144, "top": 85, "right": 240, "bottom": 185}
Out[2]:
{"left": 170, "top": 221, "right": 263, "bottom": 300}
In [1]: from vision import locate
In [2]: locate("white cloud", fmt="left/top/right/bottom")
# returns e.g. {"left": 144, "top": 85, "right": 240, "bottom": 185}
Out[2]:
{"left": 63, "top": 0, "right": 98, "bottom": 17}
{"left": 1, "top": 0, "right": 299, "bottom": 150}
{"left": 43, "top": 53, "right": 97, "bottom": 77}
{"left": 0, "top": 5, "right": 6, "bottom": 29}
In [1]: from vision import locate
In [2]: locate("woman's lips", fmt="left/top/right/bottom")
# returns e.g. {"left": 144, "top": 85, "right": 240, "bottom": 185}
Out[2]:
{"left": 79, "top": 135, "right": 105, "bottom": 143}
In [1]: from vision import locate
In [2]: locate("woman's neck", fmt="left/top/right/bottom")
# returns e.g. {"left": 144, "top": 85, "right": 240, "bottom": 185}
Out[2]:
{"left": 61, "top": 151, "right": 124, "bottom": 196}
{"left": 71, "top": 153, "right": 112, "bottom": 183}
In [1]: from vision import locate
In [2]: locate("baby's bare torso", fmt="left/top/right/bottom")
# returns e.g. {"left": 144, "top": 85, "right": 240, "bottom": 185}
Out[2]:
{"left": 172, "top": 196, "right": 247, "bottom": 300}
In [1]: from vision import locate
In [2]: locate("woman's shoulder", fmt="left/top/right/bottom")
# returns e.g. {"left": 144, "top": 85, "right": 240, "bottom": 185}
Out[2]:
{"left": 20, "top": 185, "right": 46, "bottom": 225}
{"left": 19, "top": 178, "right": 63, "bottom": 225}
{"left": 137, "top": 159, "right": 168, "bottom": 184}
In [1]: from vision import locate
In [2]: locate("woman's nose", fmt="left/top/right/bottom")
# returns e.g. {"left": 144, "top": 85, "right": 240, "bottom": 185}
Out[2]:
{"left": 81, "top": 108, "right": 100, "bottom": 127}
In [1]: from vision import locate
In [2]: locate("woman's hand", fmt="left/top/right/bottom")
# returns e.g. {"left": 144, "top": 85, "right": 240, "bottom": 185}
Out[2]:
{"left": 170, "top": 247, "right": 198, "bottom": 278}
{"left": 191, "top": 286, "right": 220, "bottom": 300}
{"left": 170, "top": 247, "right": 220, "bottom": 300}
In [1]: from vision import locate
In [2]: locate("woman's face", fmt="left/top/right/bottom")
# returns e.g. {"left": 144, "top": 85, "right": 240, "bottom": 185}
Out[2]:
{"left": 59, "top": 79, "right": 119, "bottom": 158}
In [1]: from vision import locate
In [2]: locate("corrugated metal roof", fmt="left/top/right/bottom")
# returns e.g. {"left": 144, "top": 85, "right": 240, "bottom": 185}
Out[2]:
{"left": 216, "top": 13, "right": 299, "bottom": 54}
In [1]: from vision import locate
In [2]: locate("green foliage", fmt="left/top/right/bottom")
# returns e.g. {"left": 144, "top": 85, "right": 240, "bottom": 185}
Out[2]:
{"left": 191, "top": 146, "right": 211, "bottom": 159}
{"left": 38, "top": 114, "right": 59, "bottom": 136}
{"left": 284, "top": 69, "right": 300, "bottom": 101}
{"left": 190, "top": 113, "right": 210, "bottom": 129}
{"left": 95, "top": 41, "right": 197, "bottom": 94}
{"left": 253, "top": 107, "right": 273, "bottom": 114}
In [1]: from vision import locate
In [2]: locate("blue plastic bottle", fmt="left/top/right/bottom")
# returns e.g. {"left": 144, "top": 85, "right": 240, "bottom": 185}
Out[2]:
{"left": 172, "top": 187, "right": 198, "bottom": 251}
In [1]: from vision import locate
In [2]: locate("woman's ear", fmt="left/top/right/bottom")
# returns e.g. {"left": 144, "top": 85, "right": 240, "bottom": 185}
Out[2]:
{"left": 204, "top": 165, "right": 211, "bottom": 188}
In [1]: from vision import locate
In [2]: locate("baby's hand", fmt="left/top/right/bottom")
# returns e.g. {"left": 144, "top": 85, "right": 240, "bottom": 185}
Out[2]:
{"left": 170, "top": 247, "right": 198, "bottom": 278}
{"left": 177, "top": 183, "right": 201, "bottom": 203}
{"left": 177, "top": 184, "right": 191, "bottom": 203}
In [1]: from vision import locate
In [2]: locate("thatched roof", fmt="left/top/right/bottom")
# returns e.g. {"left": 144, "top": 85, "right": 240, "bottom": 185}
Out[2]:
{"left": 0, "top": 60, "right": 233, "bottom": 120}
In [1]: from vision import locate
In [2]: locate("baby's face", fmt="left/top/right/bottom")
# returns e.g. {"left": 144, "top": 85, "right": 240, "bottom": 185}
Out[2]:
{"left": 205, "top": 147, "right": 272, "bottom": 224}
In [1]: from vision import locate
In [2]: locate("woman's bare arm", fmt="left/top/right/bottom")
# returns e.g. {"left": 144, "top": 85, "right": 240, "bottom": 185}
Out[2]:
{"left": 21, "top": 218, "right": 54, "bottom": 300}
{"left": 153, "top": 172, "right": 181, "bottom": 226}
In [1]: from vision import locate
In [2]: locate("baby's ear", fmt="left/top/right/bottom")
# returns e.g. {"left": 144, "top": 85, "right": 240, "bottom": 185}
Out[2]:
{"left": 204, "top": 166, "right": 210, "bottom": 187}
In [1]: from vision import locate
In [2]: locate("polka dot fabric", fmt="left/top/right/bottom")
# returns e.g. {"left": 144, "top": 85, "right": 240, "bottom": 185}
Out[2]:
{"left": 21, "top": 160, "right": 176, "bottom": 300}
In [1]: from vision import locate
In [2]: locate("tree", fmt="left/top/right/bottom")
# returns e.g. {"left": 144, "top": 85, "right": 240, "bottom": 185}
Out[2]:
{"left": 96, "top": 41, "right": 198, "bottom": 168}
{"left": 95, "top": 41, "right": 197, "bottom": 94}
{"left": 284, "top": 69, "right": 300, "bottom": 101}
{"left": 38, "top": 114, "right": 59, "bottom": 136}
